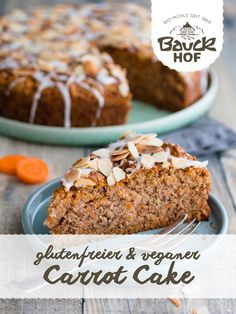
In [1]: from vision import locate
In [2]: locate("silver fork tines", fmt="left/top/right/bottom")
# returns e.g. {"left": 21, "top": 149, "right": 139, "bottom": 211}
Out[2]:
{"left": 136, "top": 213, "right": 201, "bottom": 251}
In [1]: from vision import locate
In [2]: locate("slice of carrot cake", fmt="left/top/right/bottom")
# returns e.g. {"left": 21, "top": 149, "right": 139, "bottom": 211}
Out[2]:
{"left": 45, "top": 132, "right": 211, "bottom": 234}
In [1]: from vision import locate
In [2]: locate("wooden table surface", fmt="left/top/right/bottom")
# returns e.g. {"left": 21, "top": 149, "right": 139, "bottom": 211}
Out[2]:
{"left": 0, "top": 0, "right": 236, "bottom": 313}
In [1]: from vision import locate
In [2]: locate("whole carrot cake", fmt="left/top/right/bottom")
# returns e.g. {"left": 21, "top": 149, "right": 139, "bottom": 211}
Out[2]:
{"left": 0, "top": 3, "right": 208, "bottom": 127}
{"left": 45, "top": 131, "right": 211, "bottom": 234}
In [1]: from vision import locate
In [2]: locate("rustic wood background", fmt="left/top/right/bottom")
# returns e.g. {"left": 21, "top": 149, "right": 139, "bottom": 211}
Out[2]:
{"left": 0, "top": 0, "right": 236, "bottom": 313}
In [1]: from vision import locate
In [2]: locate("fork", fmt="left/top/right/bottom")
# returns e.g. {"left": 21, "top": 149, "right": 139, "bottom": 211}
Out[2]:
{"left": 10, "top": 213, "right": 200, "bottom": 292}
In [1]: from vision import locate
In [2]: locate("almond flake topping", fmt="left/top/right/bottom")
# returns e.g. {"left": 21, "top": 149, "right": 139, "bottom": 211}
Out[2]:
{"left": 83, "top": 60, "right": 99, "bottom": 77}
{"left": 64, "top": 168, "right": 81, "bottom": 183}
{"left": 140, "top": 137, "right": 163, "bottom": 147}
{"left": 153, "top": 151, "right": 168, "bottom": 163}
{"left": 111, "top": 152, "right": 130, "bottom": 162}
{"left": 136, "top": 144, "right": 162, "bottom": 154}
{"left": 142, "top": 133, "right": 157, "bottom": 139}
{"left": 92, "top": 148, "right": 110, "bottom": 158}
{"left": 111, "top": 149, "right": 129, "bottom": 156}
{"left": 107, "top": 173, "right": 116, "bottom": 186}
{"left": 62, "top": 131, "right": 208, "bottom": 190}
{"left": 128, "top": 141, "right": 139, "bottom": 158}
{"left": 171, "top": 157, "right": 208, "bottom": 169}
{"left": 97, "top": 158, "right": 113, "bottom": 177}
{"left": 141, "top": 154, "right": 155, "bottom": 169}
{"left": 129, "top": 135, "right": 144, "bottom": 144}
{"left": 73, "top": 157, "right": 90, "bottom": 168}
{"left": 86, "top": 158, "right": 98, "bottom": 170}
{"left": 119, "top": 130, "right": 134, "bottom": 140}
{"left": 119, "top": 81, "right": 129, "bottom": 97}
{"left": 112, "top": 167, "right": 126, "bottom": 182}
{"left": 75, "top": 178, "right": 96, "bottom": 187}
{"left": 162, "top": 161, "right": 170, "bottom": 168}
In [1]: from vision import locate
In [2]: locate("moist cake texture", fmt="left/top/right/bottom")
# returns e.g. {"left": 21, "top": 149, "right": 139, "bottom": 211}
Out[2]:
{"left": 45, "top": 131, "right": 211, "bottom": 234}
{"left": 0, "top": 3, "right": 208, "bottom": 127}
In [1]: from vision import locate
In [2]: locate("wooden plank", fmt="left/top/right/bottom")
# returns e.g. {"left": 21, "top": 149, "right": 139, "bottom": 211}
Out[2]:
{"left": 221, "top": 149, "right": 236, "bottom": 209}
{"left": 0, "top": 299, "right": 83, "bottom": 314}
{"left": 84, "top": 299, "right": 131, "bottom": 314}
{"left": 84, "top": 299, "right": 236, "bottom": 314}
{"left": 207, "top": 155, "right": 236, "bottom": 233}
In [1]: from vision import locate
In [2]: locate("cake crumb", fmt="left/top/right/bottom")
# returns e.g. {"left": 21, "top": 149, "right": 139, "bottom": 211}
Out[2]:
{"left": 192, "top": 307, "right": 211, "bottom": 314}
{"left": 167, "top": 296, "right": 181, "bottom": 308}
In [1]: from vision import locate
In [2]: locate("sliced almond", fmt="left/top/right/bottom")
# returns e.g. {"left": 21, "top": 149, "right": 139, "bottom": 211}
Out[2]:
{"left": 143, "top": 133, "right": 157, "bottom": 140}
{"left": 111, "top": 149, "right": 129, "bottom": 156}
{"left": 97, "top": 158, "right": 113, "bottom": 177}
{"left": 162, "top": 161, "right": 170, "bottom": 168}
{"left": 83, "top": 60, "right": 99, "bottom": 77}
{"left": 119, "top": 130, "right": 134, "bottom": 140}
{"left": 171, "top": 157, "right": 189, "bottom": 169}
{"left": 119, "top": 82, "right": 129, "bottom": 97}
{"left": 74, "top": 65, "right": 83, "bottom": 76}
{"left": 86, "top": 158, "right": 98, "bottom": 170}
{"left": 136, "top": 144, "right": 162, "bottom": 154}
{"left": 64, "top": 169, "right": 81, "bottom": 183}
{"left": 112, "top": 152, "right": 130, "bottom": 162}
{"left": 129, "top": 135, "right": 144, "bottom": 144}
{"left": 75, "top": 178, "right": 96, "bottom": 187}
{"left": 141, "top": 155, "right": 155, "bottom": 169}
{"left": 167, "top": 296, "right": 181, "bottom": 308}
{"left": 171, "top": 157, "right": 208, "bottom": 169}
{"left": 92, "top": 148, "right": 110, "bottom": 158}
{"left": 72, "top": 157, "right": 90, "bottom": 168}
{"left": 201, "top": 161, "right": 209, "bottom": 167}
{"left": 14, "top": 69, "right": 34, "bottom": 76}
{"left": 107, "top": 173, "right": 116, "bottom": 186}
{"left": 153, "top": 151, "right": 168, "bottom": 163}
{"left": 127, "top": 141, "right": 139, "bottom": 159}
{"left": 140, "top": 137, "right": 163, "bottom": 147}
{"left": 112, "top": 167, "right": 126, "bottom": 182}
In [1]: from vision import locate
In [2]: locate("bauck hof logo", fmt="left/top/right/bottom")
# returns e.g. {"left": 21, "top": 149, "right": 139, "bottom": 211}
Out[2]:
{"left": 151, "top": 0, "right": 223, "bottom": 72}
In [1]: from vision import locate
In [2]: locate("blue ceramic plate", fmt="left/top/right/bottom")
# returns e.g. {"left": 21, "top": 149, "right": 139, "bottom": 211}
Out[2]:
{"left": 0, "top": 69, "right": 218, "bottom": 146}
{"left": 22, "top": 177, "right": 228, "bottom": 235}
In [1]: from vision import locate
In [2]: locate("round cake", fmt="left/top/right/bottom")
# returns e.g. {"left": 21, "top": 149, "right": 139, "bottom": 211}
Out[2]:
{"left": 0, "top": 3, "right": 208, "bottom": 127}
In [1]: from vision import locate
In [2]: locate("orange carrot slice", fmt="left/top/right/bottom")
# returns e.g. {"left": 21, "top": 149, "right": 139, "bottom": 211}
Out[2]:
{"left": 16, "top": 158, "right": 49, "bottom": 184}
{"left": 0, "top": 155, "right": 26, "bottom": 175}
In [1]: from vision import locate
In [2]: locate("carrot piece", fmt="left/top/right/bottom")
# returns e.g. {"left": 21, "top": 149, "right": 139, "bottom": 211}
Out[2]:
{"left": 0, "top": 155, "right": 26, "bottom": 175}
{"left": 16, "top": 158, "right": 49, "bottom": 184}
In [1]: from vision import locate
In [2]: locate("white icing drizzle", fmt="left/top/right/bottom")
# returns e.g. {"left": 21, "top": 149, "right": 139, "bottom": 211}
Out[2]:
{"left": 6, "top": 77, "right": 25, "bottom": 95}
{"left": 56, "top": 81, "right": 71, "bottom": 128}
{"left": 27, "top": 71, "right": 105, "bottom": 127}
{"left": 181, "top": 72, "right": 195, "bottom": 92}
{"left": 68, "top": 75, "right": 105, "bottom": 126}
{"left": 79, "top": 81, "right": 104, "bottom": 126}
{"left": 29, "top": 72, "right": 54, "bottom": 124}
{"left": 0, "top": 58, "right": 18, "bottom": 70}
